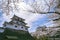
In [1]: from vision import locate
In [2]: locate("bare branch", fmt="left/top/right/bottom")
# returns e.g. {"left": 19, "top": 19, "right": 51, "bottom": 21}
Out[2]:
{"left": 26, "top": 0, "right": 60, "bottom": 14}
{"left": 0, "top": 0, "right": 60, "bottom": 15}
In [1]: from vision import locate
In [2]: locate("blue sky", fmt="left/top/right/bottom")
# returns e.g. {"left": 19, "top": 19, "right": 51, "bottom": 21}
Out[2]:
{"left": 0, "top": 12, "right": 49, "bottom": 32}
{"left": 28, "top": 15, "right": 49, "bottom": 32}
{"left": 0, "top": 0, "right": 58, "bottom": 32}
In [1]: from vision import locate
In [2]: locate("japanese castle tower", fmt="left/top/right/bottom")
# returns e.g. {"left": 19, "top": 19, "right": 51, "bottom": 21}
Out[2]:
{"left": 0, "top": 15, "right": 35, "bottom": 40}
{"left": 3, "top": 15, "right": 29, "bottom": 32}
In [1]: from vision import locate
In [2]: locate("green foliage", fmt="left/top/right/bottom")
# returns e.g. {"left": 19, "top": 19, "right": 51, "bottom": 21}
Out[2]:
{"left": 39, "top": 36, "right": 48, "bottom": 40}
{"left": 0, "top": 33, "right": 4, "bottom": 40}
{"left": 52, "top": 30, "right": 60, "bottom": 38}
{"left": 33, "top": 36, "right": 38, "bottom": 40}
{"left": 0, "top": 28, "right": 34, "bottom": 40}
{"left": 33, "top": 35, "right": 49, "bottom": 40}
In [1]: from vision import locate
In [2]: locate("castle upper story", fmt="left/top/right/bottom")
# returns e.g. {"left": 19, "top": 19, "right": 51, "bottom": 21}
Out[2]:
{"left": 0, "top": 15, "right": 29, "bottom": 33}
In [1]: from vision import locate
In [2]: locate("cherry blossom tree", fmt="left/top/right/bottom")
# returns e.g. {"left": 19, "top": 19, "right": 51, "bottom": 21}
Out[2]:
{"left": 0, "top": 0, "right": 60, "bottom": 16}
{"left": 0, "top": 0, "right": 24, "bottom": 15}
{"left": 27, "top": 0, "right": 60, "bottom": 14}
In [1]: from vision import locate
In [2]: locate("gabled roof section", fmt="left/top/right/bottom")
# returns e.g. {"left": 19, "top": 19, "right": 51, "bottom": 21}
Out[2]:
{"left": 25, "top": 26, "right": 29, "bottom": 28}
{"left": 3, "top": 15, "right": 27, "bottom": 26}
{"left": 53, "top": 18, "right": 60, "bottom": 21}
{"left": 3, "top": 21, "right": 9, "bottom": 27}
{"left": 0, "top": 27, "right": 5, "bottom": 29}
{"left": 11, "top": 15, "right": 25, "bottom": 22}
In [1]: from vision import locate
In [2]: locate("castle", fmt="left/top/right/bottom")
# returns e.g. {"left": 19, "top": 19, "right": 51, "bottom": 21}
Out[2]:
{"left": 0, "top": 15, "right": 29, "bottom": 33}
{"left": 0, "top": 15, "right": 31, "bottom": 40}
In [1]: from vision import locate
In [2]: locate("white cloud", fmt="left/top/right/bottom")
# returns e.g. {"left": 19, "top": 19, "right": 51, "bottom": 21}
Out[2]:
{"left": 1, "top": 0, "right": 51, "bottom": 32}
{"left": 2, "top": 2, "right": 45, "bottom": 28}
{"left": 10, "top": 2, "right": 45, "bottom": 27}
{"left": 0, "top": 16, "right": 4, "bottom": 27}
{"left": 15, "top": 10, "right": 45, "bottom": 27}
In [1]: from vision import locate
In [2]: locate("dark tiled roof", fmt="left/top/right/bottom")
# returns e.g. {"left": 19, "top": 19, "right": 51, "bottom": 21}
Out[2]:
{"left": 53, "top": 18, "right": 60, "bottom": 21}
{"left": 11, "top": 15, "right": 25, "bottom": 21}
{"left": 0, "top": 27, "right": 5, "bottom": 29}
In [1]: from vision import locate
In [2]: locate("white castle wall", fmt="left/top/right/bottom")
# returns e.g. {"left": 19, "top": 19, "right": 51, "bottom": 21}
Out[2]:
{"left": 0, "top": 28, "right": 4, "bottom": 33}
{"left": 5, "top": 24, "right": 28, "bottom": 31}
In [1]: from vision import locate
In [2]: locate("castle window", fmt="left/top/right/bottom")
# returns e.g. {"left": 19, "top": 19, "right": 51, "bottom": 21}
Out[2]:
{"left": 15, "top": 25, "right": 17, "bottom": 28}
{"left": 25, "top": 28, "right": 27, "bottom": 30}
{"left": 21, "top": 27, "right": 23, "bottom": 28}
{"left": 4, "top": 24, "right": 6, "bottom": 27}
